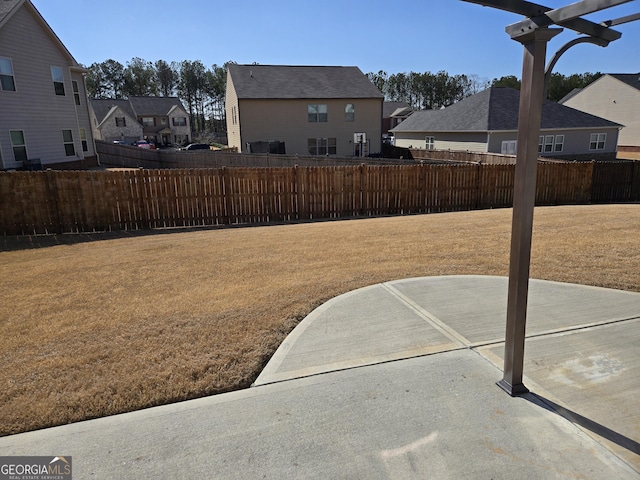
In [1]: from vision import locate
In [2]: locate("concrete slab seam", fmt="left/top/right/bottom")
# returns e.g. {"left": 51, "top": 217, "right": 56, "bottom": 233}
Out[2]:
{"left": 382, "top": 282, "right": 471, "bottom": 347}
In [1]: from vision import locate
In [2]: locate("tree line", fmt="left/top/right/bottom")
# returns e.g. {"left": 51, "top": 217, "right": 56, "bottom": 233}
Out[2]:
{"left": 368, "top": 70, "right": 602, "bottom": 108}
{"left": 84, "top": 58, "right": 602, "bottom": 135}
{"left": 85, "top": 58, "right": 231, "bottom": 133}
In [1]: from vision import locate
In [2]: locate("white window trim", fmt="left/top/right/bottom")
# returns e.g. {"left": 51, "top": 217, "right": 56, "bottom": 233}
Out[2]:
{"left": 308, "top": 104, "right": 328, "bottom": 123}
{"left": 345, "top": 103, "right": 355, "bottom": 122}
{"left": 62, "top": 129, "right": 75, "bottom": 157}
{"left": 72, "top": 80, "right": 81, "bottom": 105}
{"left": 79, "top": 128, "right": 88, "bottom": 152}
{"left": 501, "top": 140, "right": 517, "bottom": 155}
{"left": 0, "top": 57, "right": 16, "bottom": 91}
{"left": 308, "top": 137, "right": 336, "bottom": 155}
{"left": 51, "top": 66, "right": 65, "bottom": 95}
{"left": 589, "top": 133, "right": 606, "bottom": 151}
{"left": 425, "top": 136, "right": 435, "bottom": 150}
{"left": 10, "top": 130, "right": 27, "bottom": 162}
{"left": 538, "top": 134, "right": 565, "bottom": 154}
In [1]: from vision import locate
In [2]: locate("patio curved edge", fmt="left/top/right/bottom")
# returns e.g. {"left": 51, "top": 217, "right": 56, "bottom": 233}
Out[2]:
{"left": 253, "top": 275, "right": 640, "bottom": 387}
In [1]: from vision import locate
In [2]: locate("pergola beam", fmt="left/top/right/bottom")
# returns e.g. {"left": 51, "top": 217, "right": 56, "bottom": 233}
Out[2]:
{"left": 506, "top": 0, "right": 630, "bottom": 41}
{"left": 464, "top": 0, "right": 627, "bottom": 41}
{"left": 604, "top": 11, "right": 640, "bottom": 26}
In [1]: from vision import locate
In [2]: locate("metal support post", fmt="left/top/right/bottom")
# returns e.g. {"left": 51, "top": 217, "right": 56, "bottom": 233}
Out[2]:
{"left": 497, "top": 27, "right": 562, "bottom": 397}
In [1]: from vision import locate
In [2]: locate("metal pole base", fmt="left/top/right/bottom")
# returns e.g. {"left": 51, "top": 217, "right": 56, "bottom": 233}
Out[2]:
{"left": 497, "top": 379, "right": 530, "bottom": 397}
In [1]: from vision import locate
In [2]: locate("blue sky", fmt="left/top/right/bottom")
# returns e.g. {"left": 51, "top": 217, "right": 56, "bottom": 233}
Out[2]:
{"left": 32, "top": 0, "right": 640, "bottom": 82}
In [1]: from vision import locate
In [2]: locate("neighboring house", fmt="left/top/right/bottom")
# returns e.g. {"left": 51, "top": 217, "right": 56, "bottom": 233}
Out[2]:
{"left": 0, "top": 0, "right": 97, "bottom": 170}
{"left": 383, "top": 101, "right": 412, "bottom": 133}
{"left": 226, "top": 64, "right": 384, "bottom": 156}
{"left": 391, "top": 87, "right": 621, "bottom": 158}
{"left": 89, "top": 97, "right": 191, "bottom": 147}
{"left": 559, "top": 73, "right": 640, "bottom": 148}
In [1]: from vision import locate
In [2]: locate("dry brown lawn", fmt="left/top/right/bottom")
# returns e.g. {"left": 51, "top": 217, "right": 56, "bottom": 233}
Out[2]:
{"left": 1, "top": 204, "right": 639, "bottom": 436}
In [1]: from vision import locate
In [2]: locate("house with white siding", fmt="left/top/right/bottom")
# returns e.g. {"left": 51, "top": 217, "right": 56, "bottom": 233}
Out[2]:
{"left": 0, "top": 0, "right": 97, "bottom": 170}
{"left": 392, "top": 87, "right": 621, "bottom": 160}
{"left": 560, "top": 74, "right": 640, "bottom": 149}
{"left": 226, "top": 64, "right": 384, "bottom": 156}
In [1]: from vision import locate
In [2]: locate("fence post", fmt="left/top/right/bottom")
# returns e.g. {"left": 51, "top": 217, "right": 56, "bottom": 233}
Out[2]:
{"left": 45, "top": 170, "right": 63, "bottom": 234}
{"left": 359, "top": 163, "right": 366, "bottom": 217}
{"left": 221, "top": 167, "right": 233, "bottom": 225}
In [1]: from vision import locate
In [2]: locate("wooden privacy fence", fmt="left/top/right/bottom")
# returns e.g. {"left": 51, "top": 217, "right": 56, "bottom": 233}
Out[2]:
{"left": 1, "top": 162, "right": 616, "bottom": 236}
{"left": 95, "top": 140, "right": 419, "bottom": 169}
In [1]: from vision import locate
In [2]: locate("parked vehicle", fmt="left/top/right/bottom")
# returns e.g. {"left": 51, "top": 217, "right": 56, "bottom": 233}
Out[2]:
{"left": 181, "top": 143, "right": 210, "bottom": 151}
{"left": 134, "top": 140, "right": 153, "bottom": 149}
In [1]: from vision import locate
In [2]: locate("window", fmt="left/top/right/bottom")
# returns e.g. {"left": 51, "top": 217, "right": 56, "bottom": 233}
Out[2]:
{"left": 425, "top": 136, "right": 435, "bottom": 150}
{"left": 115, "top": 117, "right": 126, "bottom": 127}
{"left": 308, "top": 104, "right": 327, "bottom": 122}
{"left": 232, "top": 106, "right": 237, "bottom": 125}
{"left": 172, "top": 117, "right": 187, "bottom": 126}
{"left": 79, "top": 128, "right": 88, "bottom": 152}
{"left": 62, "top": 129, "right": 75, "bottom": 156}
{"left": 0, "top": 57, "right": 16, "bottom": 91}
{"left": 10, "top": 130, "right": 27, "bottom": 162}
{"left": 345, "top": 103, "right": 355, "bottom": 122}
{"left": 590, "top": 133, "right": 606, "bottom": 150}
{"left": 308, "top": 138, "right": 336, "bottom": 155}
{"left": 72, "top": 80, "right": 80, "bottom": 105}
{"left": 142, "top": 117, "right": 155, "bottom": 126}
{"left": 538, "top": 134, "right": 565, "bottom": 153}
{"left": 501, "top": 140, "right": 517, "bottom": 155}
{"left": 51, "top": 66, "right": 65, "bottom": 95}
{"left": 161, "top": 117, "right": 167, "bottom": 125}
{"left": 544, "top": 135, "right": 554, "bottom": 153}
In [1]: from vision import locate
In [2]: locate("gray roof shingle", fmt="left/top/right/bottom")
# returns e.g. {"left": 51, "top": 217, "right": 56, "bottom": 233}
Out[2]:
{"left": 90, "top": 97, "right": 186, "bottom": 123}
{"left": 609, "top": 73, "right": 640, "bottom": 91}
{"left": 0, "top": 0, "right": 21, "bottom": 25}
{"left": 228, "top": 64, "right": 384, "bottom": 100}
{"left": 392, "top": 87, "right": 621, "bottom": 133}
{"left": 89, "top": 99, "right": 136, "bottom": 122}
{"left": 384, "top": 101, "right": 411, "bottom": 117}
{"left": 128, "top": 96, "right": 186, "bottom": 116}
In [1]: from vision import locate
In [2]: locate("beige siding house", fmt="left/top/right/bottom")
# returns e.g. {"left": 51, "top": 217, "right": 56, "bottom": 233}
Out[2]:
{"left": 0, "top": 0, "right": 96, "bottom": 170}
{"left": 226, "top": 65, "right": 384, "bottom": 156}
{"left": 560, "top": 74, "right": 640, "bottom": 148}
{"left": 392, "top": 87, "right": 621, "bottom": 159}
{"left": 89, "top": 97, "right": 191, "bottom": 147}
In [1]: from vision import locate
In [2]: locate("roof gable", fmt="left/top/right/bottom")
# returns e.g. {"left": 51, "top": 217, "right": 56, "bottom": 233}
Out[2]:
{"left": 384, "top": 101, "right": 411, "bottom": 117}
{"left": 90, "top": 97, "right": 188, "bottom": 123}
{"left": 392, "top": 87, "right": 621, "bottom": 133}
{"left": 90, "top": 99, "right": 136, "bottom": 123}
{"left": 128, "top": 96, "right": 187, "bottom": 116}
{"left": 228, "top": 64, "right": 384, "bottom": 100}
{"left": 608, "top": 73, "right": 640, "bottom": 91}
{"left": 0, "top": 0, "right": 79, "bottom": 67}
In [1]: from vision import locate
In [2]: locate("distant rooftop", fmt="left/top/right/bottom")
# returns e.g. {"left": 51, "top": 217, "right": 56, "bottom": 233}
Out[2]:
{"left": 392, "top": 87, "right": 621, "bottom": 133}
{"left": 228, "top": 64, "right": 384, "bottom": 100}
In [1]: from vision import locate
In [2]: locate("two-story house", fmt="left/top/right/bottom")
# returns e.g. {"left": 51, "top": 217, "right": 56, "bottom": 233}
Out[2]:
{"left": 226, "top": 64, "right": 384, "bottom": 156}
{"left": 0, "top": 0, "right": 97, "bottom": 170}
{"left": 89, "top": 96, "right": 191, "bottom": 147}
